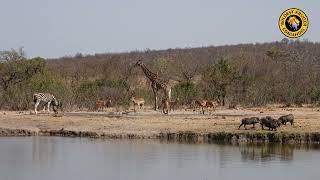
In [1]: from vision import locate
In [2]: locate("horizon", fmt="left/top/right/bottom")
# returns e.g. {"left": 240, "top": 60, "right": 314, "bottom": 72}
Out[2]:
{"left": 1, "top": 0, "right": 320, "bottom": 58}
{"left": 47, "top": 39, "right": 319, "bottom": 59}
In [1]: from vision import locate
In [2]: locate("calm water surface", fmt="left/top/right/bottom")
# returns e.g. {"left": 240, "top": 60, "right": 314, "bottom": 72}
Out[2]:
{"left": 0, "top": 137, "right": 319, "bottom": 180}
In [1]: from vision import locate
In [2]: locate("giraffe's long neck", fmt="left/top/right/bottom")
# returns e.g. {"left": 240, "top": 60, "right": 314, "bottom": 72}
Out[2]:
{"left": 140, "top": 63, "right": 158, "bottom": 81}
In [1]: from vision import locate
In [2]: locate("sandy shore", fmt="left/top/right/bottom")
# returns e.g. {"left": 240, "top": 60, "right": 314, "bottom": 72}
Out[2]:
{"left": 0, "top": 107, "right": 320, "bottom": 143}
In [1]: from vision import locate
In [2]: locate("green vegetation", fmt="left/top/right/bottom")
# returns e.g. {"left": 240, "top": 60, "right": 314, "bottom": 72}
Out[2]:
{"left": 1, "top": 40, "right": 320, "bottom": 110}
{"left": 202, "top": 58, "right": 240, "bottom": 106}
{"left": 173, "top": 81, "right": 199, "bottom": 105}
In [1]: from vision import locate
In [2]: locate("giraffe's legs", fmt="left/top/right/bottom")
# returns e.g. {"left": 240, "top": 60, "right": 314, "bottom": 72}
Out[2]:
{"left": 155, "top": 95, "right": 158, "bottom": 110}
{"left": 162, "top": 88, "right": 171, "bottom": 114}
{"left": 167, "top": 88, "right": 172, "bottom": 101}
{"left": 153, "top": 88, "right": 158, "bottom": 111}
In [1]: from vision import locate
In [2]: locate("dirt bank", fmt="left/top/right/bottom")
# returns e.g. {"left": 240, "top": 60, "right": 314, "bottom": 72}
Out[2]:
{"left": 0, "top": 107, "right": 320, "bottom": 144}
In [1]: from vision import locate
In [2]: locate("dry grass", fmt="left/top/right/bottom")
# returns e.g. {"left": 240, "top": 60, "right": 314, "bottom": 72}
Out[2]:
{"left": 1, "top": 106, "right": 320, "bottom": 138}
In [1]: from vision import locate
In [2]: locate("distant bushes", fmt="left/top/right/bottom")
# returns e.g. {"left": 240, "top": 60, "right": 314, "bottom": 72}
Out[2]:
{"left": 1, "top": 40, "right": 320, "bottom": 110}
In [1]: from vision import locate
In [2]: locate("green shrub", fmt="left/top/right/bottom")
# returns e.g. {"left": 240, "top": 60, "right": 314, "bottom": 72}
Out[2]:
{"left": 173, "top": 82, "right": 199, "bottom": 105}
{"left": 75, "top": 81, "right": 99, "bottom": 108}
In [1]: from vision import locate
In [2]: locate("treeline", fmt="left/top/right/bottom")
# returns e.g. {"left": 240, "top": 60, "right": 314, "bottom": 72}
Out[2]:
{"left": 1, "top": 39, "right": 320, "bottom": 110}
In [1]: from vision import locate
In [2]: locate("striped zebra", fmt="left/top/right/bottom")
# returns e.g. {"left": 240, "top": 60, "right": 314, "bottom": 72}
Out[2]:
{"left": 33, "top": 93, "right": 61, "bottom": 114}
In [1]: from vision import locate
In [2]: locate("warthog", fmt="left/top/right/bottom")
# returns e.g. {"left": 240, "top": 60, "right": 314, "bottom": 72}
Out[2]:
{"left": 260, "top": 116, "right": 281, "bottom": 131}
{"left": 238, "top": 117, "right": 260, "bottom": 130}
{"left": 278, "top": 114, "right": 294, "bottom": 126}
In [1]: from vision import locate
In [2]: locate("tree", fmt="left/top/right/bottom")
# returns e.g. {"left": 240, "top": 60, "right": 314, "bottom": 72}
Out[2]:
{"left": 174, "top": 52, "right": 199, "bottom": 82}
{"left": 173, "top": 81, "right": 199, "bottom": 105}
{"left": 203, "top": 58, "right": 240, "bottom": 106}
{"left": 0, "top": 47, "right": 25, "bottom": 62}
{"left": 0, "top": 49, "right": 46, "bottom": 91}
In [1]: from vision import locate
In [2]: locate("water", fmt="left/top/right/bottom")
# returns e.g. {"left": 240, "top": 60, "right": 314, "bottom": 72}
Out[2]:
{"left": 0, "top": 137, "right": 319, "bottom": 180}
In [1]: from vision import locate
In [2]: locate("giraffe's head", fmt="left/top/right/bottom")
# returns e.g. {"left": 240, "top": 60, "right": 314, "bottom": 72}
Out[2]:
{"left": 134, "top": 60, "right": 144, "bottom": 67}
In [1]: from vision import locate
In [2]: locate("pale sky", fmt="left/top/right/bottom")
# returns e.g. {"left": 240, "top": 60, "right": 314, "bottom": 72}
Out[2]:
{"left": 1, "top": 0, "right": 319, "bottom": 58}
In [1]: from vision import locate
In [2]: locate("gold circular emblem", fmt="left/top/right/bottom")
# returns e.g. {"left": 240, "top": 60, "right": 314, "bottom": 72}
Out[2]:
{"left": 278, "top": 8, "right": 309, "bottom": 38}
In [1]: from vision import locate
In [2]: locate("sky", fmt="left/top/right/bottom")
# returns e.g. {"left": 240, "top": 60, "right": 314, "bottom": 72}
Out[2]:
{"left": 0, "top": 0, "right": 319, "bottom": 58}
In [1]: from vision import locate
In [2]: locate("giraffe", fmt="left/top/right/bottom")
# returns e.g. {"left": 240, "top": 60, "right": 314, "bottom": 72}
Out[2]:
{"left": 134, "top": 60, "right": 171, "bottom": 113}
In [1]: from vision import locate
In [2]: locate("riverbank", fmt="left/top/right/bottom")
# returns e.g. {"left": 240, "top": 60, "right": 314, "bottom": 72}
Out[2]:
{"left": 1, "top": 106, "right": 320, "bottom": 144}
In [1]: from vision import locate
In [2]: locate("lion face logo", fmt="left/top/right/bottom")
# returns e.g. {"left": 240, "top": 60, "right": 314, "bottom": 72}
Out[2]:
{"left": 287, "top": 16, "right": 300, "bottom": 30}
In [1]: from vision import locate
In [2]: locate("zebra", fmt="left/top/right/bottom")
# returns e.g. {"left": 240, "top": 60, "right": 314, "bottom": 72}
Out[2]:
{"left": 33, "top": 93, "right": 61, "bottom": 114}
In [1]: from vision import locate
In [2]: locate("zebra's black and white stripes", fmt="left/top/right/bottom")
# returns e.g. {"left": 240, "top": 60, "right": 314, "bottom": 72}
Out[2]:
{"left": 33, "top": 93, "right": 60, "bottom": 114}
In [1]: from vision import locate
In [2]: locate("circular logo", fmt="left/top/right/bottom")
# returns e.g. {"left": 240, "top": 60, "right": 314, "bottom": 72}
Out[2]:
{"left": 278, "top": 8, "right": 309, "bottom": 38}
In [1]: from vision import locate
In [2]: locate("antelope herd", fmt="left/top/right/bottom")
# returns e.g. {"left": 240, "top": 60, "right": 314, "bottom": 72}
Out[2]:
{"left": 93, "top": 94, "right": 222, "bottom": 114}
{"left": 128, "top": 97, "right": 221, "bottom": 114}
{"left": 91, "top": 97, "right": 220, "bottom": 114}
{"left": 192, "top": 100, "right": 220, "bottom": 114}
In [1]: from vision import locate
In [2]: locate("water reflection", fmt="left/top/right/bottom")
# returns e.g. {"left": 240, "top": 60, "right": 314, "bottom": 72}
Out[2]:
{"left": 238, "top": 143, "right": 294, "bottom": 162}
{"left": 214, "top": 142, "right": 320, "bottom": 163}
{"left": 32, "top": 137, "right": 55, "bottom": 168}
{"left": 0, "top": 137, "right": 320, "bottom": 180}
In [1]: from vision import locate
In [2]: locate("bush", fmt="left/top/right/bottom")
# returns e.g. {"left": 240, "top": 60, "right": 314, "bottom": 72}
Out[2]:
{"left": 74, "top": 81, "right": 99, "bottom": 108}
{"left": 173, "top": 82, "right": 199, "bottom": 105}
